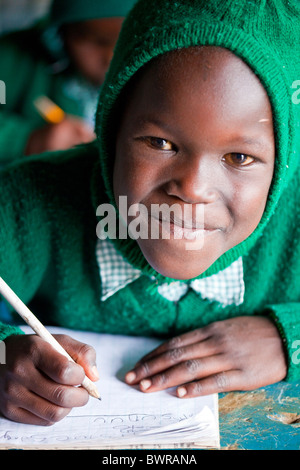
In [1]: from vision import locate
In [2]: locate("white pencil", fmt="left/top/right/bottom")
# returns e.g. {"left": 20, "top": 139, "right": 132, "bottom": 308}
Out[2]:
{"left": 0, "top": 277, "right": 101, "bottom": 400}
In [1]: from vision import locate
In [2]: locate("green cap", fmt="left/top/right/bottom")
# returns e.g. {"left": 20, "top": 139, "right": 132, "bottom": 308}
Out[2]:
{"left": 95, "top": 0, "right": 300, "bottom": 281}
{"left": 50, "top": 0, "right": 137, "bottom": 25}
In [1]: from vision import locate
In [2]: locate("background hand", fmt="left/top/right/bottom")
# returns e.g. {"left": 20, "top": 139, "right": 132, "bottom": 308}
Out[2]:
{"left": 25, "top": 116, "right": 95, "bottom": 155}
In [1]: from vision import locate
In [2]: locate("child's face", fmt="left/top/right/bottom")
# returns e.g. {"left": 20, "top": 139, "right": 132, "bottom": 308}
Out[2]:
{"left": 114, "top": 47, "right": 275, "bottom": 279}
{"left": 63, "top": 18, "right": 124, "bottom": 86}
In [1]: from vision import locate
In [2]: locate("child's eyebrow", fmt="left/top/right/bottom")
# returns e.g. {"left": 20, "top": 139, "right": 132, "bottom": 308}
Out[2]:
{"left": 133, "top": 115, "right": 271, "bottom": 153}
{"left": 138, "top": 117, "right": 267, "bottom": 141}
{"left": 231, "top": 137, "right": 271, "bottom": 152}
{"left": 137, "top": 116, "right": 171, "bottom": 131}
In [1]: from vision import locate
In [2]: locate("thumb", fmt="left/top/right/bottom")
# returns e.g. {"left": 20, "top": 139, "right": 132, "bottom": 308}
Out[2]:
{"left": 78, "top": 126, "right": 96, "bottom": 142}
{"left": 74, "top": 120, "right": 95, "bottom": 141}
{"left": 54, "top": 334, "right": 99, "bottom": 382}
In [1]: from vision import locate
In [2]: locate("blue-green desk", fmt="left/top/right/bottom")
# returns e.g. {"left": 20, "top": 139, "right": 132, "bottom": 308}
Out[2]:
{"left": 219, "top": 381, "right": 300, "bottom": 450}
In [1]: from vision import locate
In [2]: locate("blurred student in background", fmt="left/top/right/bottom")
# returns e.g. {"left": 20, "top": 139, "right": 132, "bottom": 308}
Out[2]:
{"left": 0, "top": 0, "right": 136, "bottom": 164}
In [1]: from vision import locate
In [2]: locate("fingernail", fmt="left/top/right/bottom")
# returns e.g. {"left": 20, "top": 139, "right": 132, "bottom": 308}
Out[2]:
{"left": 125, "top": 371, "right": 136, "bottom": 383}
{"left": 177, "top": 387, "right": 187, "bottom": 398}
{"left": 91, "top": 365, "right": 99, "bottom": 380}
{"left": 140, "top": 379, "right": 152, "bottom": 391}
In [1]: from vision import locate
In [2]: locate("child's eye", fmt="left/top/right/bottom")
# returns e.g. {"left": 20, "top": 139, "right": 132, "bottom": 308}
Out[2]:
{"left": 147, "top": 137, "right": 174, "bottom": 151}
{"left": 223, "top": 152, "right": 255, "bottom": 167}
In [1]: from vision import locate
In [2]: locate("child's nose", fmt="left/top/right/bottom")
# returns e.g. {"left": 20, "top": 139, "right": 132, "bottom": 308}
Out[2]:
{"left": 164, "top": 155, "right": 220, "bottom": 204}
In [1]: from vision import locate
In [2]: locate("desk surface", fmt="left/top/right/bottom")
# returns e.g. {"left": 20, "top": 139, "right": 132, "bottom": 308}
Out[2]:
{"left": 219, "top": 381, "right": 300, "bottom": 450}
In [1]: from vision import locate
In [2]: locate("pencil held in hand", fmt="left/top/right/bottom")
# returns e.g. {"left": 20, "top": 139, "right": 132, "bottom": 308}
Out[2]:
{"left": 34, "top": 96, "right": 65, "bottom": 124}
{"left": 0, "top": 277, "right": 101, "bottom": 400}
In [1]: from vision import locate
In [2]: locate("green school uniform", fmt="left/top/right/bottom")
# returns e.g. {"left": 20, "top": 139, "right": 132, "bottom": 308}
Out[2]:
{"left": 0, "top": 0, "right": 300, "bottom": 386}
{"left": 0, "top": 141, "right": 299, "bottom": 382}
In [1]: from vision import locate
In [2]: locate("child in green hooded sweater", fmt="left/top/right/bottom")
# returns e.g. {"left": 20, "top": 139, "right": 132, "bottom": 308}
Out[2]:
{"left": 0, "top": 0, "right": 299, "bottom": 426}
{"left": 0, "top": 0, "right": 136, "bottom": 164}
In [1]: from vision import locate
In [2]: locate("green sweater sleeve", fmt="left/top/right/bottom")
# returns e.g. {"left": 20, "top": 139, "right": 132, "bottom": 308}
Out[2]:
{"left": 0, "top": 112, "right": 36, "bottom": 164}
{"left": 0, "top": 157, "right": 53, "bottom": 340}
{"left": 266, "top": 303, "right": 300, "bottom": 382}
{"left": 0, "top": 322, "right": 24, "bottom": 342}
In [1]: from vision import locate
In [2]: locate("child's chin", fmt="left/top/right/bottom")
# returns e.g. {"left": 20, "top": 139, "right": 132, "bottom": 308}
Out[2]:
{"left": 153, "top": 264, "right": 212, "bottom": 280}
{"left": 138, "top": 239, "right": 221, "bottom": 280}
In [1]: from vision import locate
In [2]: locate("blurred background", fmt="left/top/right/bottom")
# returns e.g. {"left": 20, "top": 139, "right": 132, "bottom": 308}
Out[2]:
{"left": 0, "top": 0, "right": 134, "bottom": 162}
{"left": 0, "top": 0, "right": 51, "bottom": 33}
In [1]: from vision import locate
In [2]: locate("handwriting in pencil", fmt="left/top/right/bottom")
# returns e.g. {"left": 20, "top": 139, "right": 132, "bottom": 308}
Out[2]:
{"left": 0, "top": 412, "right": 191, "bottom": 444}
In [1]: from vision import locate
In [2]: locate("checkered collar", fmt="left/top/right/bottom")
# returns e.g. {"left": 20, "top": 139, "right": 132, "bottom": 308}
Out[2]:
{"left": 96, "top": 238, "right": 245, "bottom": 306}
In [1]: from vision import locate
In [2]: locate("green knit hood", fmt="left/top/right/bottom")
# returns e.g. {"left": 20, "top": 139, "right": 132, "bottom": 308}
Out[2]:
{"left": 49, "top": 0, "right": 137, "bottom": 25}
{"left": 95, "top": 0, "right": 300, "bottom": 282}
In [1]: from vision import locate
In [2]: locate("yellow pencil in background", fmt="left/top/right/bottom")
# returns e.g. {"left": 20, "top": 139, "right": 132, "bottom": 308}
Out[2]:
{"left": 34, "top": 96, "right": 65, "bottom": 124}
{"left": 0, "top": 276, "right": 101, "bottom": 400}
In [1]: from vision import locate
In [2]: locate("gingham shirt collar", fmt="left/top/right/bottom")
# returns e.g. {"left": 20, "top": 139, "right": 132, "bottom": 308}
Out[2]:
{"left": 96, "top": 238, "right": 245, "bottom": 306}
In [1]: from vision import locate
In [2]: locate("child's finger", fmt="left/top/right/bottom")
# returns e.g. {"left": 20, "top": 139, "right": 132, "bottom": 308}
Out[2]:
{"left": 137, "top": 354, "right": 232, "bottom": 393}
{"left": 126, "top": 338, "right": 217, "bottom": 385}
{"left": 5, "top": 356, "right": 89, "bottom": 409}
{"left": 137, "top": 327, "right": 211, "bottom": 364}
{"left": 36, "top": 340, "right": 86, "bottom": 386}
{"left": 176, "top": 370, "right": 243, "bottom": 398}
{"left": 28, "top": 370, "right": 89, "bottom": 409}
{"left": 3, "top": 404, "right": 57, "bottom": 426}
{"left": 3, "top": 385, "right": 72, "bottom": 425}
{"left": 53, "top": 334, "right": 99, "bottom": 381}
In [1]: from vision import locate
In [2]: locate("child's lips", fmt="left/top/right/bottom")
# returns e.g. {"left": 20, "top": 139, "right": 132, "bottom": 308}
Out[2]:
{"left": 151, "top": 215, "right": 222, "bottom": 240}
{"left": 169, "top": 222, "right": 220, "bottom": 240}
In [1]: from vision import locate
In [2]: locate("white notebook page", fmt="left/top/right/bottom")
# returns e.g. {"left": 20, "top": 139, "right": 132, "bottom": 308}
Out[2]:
{"left": 0, "top": 327, "right": 220, "bottom": 449}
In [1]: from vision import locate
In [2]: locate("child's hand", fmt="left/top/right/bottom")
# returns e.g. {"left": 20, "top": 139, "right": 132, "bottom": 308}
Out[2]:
{"left": 0, "top": 334, "right": 98, "bottom": 425}
{"left": 125, "top": 317, "right": 287, "bottom": 397}
{"left": 25, "top": 116, "right": 95, "bottom": 155}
